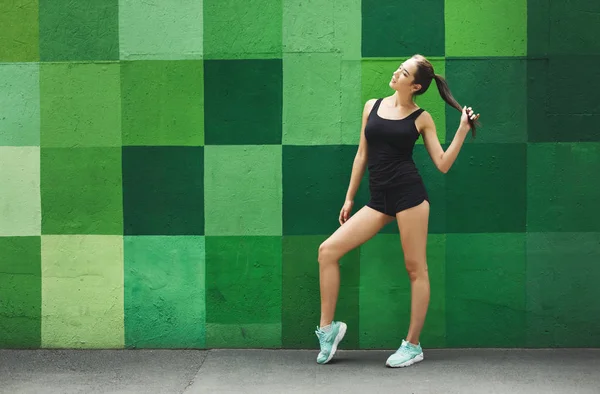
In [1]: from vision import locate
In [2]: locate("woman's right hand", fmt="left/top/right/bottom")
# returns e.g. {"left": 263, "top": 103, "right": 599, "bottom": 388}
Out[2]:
{"left": 339, "top": 200, "right": 354, "bottom": 225}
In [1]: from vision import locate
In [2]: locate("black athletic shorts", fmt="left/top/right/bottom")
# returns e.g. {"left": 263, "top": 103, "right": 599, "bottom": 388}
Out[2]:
{"left": 366, "top": 180, "right": 429, "bottom": 217}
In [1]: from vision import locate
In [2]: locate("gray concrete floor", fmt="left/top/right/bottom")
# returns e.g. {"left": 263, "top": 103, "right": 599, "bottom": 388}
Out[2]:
{"left": 1, "top": 348, "right": 599, "bottom": 393}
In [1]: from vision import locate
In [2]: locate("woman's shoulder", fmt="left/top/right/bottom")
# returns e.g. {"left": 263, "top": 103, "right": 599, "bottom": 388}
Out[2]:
{"left": 362, "top": 98, "right": 379, "bottom": 116}
{"left": 415, "top": 109, "right": 435, "bottom": 133}
{"left": 364, "top": 98, "right": 379, "bottom": 108}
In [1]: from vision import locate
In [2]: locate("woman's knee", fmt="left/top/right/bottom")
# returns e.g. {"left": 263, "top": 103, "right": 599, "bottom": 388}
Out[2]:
{"left": 318, "top": 241, "right": 341, "bottom": 264}
{"left": 404, "top": 256, "right": 428, "bottom": 281}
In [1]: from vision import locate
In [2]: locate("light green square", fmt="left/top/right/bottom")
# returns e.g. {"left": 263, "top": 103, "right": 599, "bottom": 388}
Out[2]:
{"left": 283, "top": 0, "right": 360, "bottom": 59}
{"left": 205, "top": 146, "right": 282, "bottom": 235}
{"left": 360, "top": 234, "right": 446, "bottom": 348}
{"left": 40, "top": 63, "right": 121, "bottom": 147}
{"left": 204, "top": 0, "right": 282, "bottom": 59}
{"left": 445, "top": 0, "right": 527, "bottom": 56}
{"left": 341, "top": 60, "right": 363, "bottom": 145}
{"left": 361, "top": 58, "right": 446, "bottom": 144}
{"left": 119, "top": 0, "right": 203, "bottom": 60}
{"left": 283, "top": 55, "right": 362, "bottom": 145}
{"left": 0, "top": 147, "right": 40, "bottom": 236}
{"left": 0, "top": 64, "right": 40, "bottom": 146}
{"left": 283, "top": 53, "right": 341, "bottom": 145}
{"left": 333, "top": 0, "right": 361, "bottom": 59}
{"left": 41, "top": 235, "right": 124, "bottom": 348}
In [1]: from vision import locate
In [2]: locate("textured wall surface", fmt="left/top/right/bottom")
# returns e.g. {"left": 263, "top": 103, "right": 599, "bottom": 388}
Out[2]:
{"left": 1, "top": 0, "right": 599, "bottom": 350}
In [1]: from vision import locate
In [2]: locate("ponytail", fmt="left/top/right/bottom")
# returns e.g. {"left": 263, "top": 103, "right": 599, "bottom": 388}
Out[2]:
{"left": 432, "top": 74, "right": 478, "bottom": 138}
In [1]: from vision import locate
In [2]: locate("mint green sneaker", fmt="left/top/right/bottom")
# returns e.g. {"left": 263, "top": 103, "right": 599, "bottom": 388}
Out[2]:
{"left": 315, "top": 321, "right": 347, "bottom": 364}
{"left": 385, "top": 339, "right": 424, "bottom": 368}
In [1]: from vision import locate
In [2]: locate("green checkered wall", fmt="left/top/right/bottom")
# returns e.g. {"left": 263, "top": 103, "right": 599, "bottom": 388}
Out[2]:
{"left": 1, "top": 0, "right": 599, "bottom": 350}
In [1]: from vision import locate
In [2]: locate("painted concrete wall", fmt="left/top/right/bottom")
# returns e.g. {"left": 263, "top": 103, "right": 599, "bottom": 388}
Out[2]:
{"left": 1, "top": 0, "right": 599, "bottom": 349}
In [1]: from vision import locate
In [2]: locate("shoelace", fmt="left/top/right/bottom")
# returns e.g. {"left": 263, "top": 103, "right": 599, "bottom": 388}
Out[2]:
{"left": 315, "top": 328, "right": 328, "bottom": 349}
{"left": 395, "top": 345, "right": 411, "bottom": 355}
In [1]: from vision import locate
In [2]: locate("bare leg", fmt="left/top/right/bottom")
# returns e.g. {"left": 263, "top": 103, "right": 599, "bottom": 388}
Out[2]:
{"left": 396, "top": 200, "right": 430, "bottom": 345}
{"left": 319, "top": 206, "right": 394, "bottom": 327}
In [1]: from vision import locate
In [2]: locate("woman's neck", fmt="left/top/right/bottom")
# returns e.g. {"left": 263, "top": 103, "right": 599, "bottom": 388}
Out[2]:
{"left": 390, "top": 91, "right": 416, "bottom": 108}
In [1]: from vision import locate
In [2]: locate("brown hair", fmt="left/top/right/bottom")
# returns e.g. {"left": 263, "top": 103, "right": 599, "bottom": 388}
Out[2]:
{"left": 411, "top": 54, "right": 478, "bottom": 137}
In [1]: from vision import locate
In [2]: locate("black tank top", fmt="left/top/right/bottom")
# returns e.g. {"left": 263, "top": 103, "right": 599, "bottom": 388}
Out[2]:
{"left": 364, "top": 98, "right": 425, "bottom": 190}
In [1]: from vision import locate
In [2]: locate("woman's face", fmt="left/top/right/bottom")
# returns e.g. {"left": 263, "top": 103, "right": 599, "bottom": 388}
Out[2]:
{"left": 389, "top": 58, "right": 420, "bottom": 94}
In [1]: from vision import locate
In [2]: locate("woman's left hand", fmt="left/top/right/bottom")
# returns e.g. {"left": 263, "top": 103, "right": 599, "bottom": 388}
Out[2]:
{"left": 460, "top": 106, "right": 479, "bottom": 130}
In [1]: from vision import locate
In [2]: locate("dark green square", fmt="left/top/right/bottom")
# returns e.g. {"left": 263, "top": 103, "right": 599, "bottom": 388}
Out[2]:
{"left": 39, "top": 0, "right": 118, "bottom": 61}
{"left": 204, "top": 60, "right": 282, "bottom": 145}
{"left": 360, "top": 234, "right": 445, "bottom": 349}
{"left": 41, "top": 148, "right": 123, "bottom": 235}
{"left": 0, "top": 237, "right": 41, "bottom": 348}
{"left": 527, "top": 143, "right": 600, "bottom": 232}
{"left": 282, "top": 235, "right": 360, "bottom": 349}
{"left": 527, "top": 0, "right": 549, "bottom": 57}
{"left": 446, "top": 59, "right": 527, "bottom": 143}
{"left": 0, "top": 0, "right": 39, "bottom": 62}
{"left": 206, "top": 236, "right": 281, "bottom": 348}
{"left": 528, "top": 0, "right": 600, "bottom": 56}
{"left": 446, "top": 144, "right": 526, "bottom": 233}
{"left": 283, "top": 145, "right": 369, "bottom": 235}
{"left": 361, "top": 0, "right": 444, "bottom": 57}
{"left": 528, "top": 57, "right": 600, "bottom": 142}
{"left": 527, "top": 233, "right": 600, "bottom": 347}
{"left": 122, "top": 147, "right": 204, "bottom": 235}
{"left": 526, "top": 59, "right": 550, "bottom": 142}
{"left": 121, "top": 61, "right": 204, "bottom": 146}
{"left": 446, "top": 233, "right": 526, "bottom": 347}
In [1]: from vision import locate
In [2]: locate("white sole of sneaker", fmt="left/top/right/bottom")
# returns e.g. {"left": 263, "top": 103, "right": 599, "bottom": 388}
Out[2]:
{"left": 323, "top": 322, "right": 347, "bottom": 364}
{"left": 386, "top": 352, "right": 424, "bottom": 368}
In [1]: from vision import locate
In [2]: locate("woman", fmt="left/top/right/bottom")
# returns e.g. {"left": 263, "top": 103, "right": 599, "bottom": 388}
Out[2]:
{"left": 314, "top": 54, "right": 480, "bottom": 367}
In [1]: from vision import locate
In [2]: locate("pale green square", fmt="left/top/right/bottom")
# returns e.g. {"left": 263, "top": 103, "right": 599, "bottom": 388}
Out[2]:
{"left": 204, "top": 0, "right": 282, "bottom": 59}
{"left": 41, "top": 235, "right": 124, "bottom": 348}
{"left": 0, "top": 147, "right": 40, "bottom": 236}
{"left": 119, "top": 0, "right": 203, "bottom": 60}
{"left": 283, "top": 54, "right": 363, "bottom": 146}
{"left": 0, "top": 64, "right": 40, "bottom": 146}
{"left": 445, "top": 0, "right": 527, "bottom": 56}
{"left": 283, "top": 0, "right": 360, "bottom": 59}
{"left": 40, "top": 63, "right": 121, "bottom": 147}
{"left": 361, "top": 58, "right": 446, "bottom": 144}
{"left": 205, "top": 146, "right": 282, "bottom": 235}
{"left": 283, "top": 53, "right": 342, "bottom": 145}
